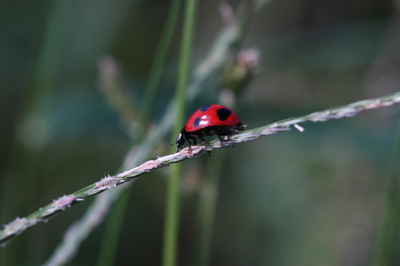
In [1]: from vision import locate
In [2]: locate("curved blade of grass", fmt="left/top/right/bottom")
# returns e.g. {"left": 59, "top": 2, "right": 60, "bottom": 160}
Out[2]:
{"left": 1, "top": 91, "right": 399, "bottom": 249}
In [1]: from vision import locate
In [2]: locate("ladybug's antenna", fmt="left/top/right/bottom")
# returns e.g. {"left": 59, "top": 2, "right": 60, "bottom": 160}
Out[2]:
{"left": 169, "top": 143, "right": 176, "bottom": 147}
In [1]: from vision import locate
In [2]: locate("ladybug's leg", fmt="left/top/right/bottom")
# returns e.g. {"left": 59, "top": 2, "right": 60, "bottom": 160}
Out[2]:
{"left": 192, "top": 133, "right": 205, "bottom": 145}
{"left": 210, "top": 129, "right": 224, "bottom": 147}
{"left": 217, "top": 135, "right": 224, "bottom": 147}
{"left": 186, "top": 140, "right": 192, "bottom": 153}
{"left": 182, "top": 135, "right": 192, "bottom": 153}
{"left": 189, "top": 133, "right": 206, "bottom": 147}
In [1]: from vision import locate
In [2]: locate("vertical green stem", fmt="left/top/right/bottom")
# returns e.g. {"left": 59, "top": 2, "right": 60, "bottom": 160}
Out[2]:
{"left": 95, "top": 1, "right": 182, "bottom": 265}
{"left": 372, "top": 122, "right": 400, "bottom": 266}
{"left": 96, "top": 190, "right": 131, "bottom": 266}
{"left": 163, "top": 164, "right": 183, "bottom": 266}
{"left": 140, "top": 0, "right": 182, "bottom": 128}
{"left": 195, "top": 149, "right": 226, "bottom": 266}
{"left": 162, "top": 1, "right": 197, "bottom": 266}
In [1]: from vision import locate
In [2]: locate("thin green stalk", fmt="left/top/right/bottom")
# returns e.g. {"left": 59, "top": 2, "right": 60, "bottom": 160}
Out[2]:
{"left": 162, "top": 1, "right": 198, "bottom": 265}
{"left": 163, "top": 164, "right": 183, "bottom": 266}
{"left": 2, "top": 91, "right": 400, "bottom": 248}
{"left": 195, "top": 149, "right": 226, "bottom": 266}
{"left": 95, "top": 1, "right": 182, "bottom": 265}
{"left": 95, "top": 189, "right": 131, "bottom": 266}
{"left": 140, "top": 0, "right": 182, "bottom": 128}
{"left": 372, "top": 122, "right": 400, "bottom": 266}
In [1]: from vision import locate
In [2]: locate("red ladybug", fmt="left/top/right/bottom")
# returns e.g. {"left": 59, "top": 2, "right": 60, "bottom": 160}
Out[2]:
{"left": 174, "top": 104, "right": 245, "bottom": 152}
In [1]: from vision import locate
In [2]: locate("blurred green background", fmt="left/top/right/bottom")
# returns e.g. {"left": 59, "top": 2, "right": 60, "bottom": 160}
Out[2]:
{"left": 1, "top": 0, "right": 400, "bottom": 265}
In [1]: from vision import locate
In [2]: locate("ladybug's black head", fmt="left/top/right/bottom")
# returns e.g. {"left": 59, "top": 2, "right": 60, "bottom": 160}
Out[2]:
{"left": 175, "top": 131, "right": 186, "bottom": 152}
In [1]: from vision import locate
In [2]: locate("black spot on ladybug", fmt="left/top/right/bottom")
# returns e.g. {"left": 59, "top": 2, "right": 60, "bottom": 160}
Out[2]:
{"left": 194, "top": 117, "right": 201, "bottom": 127}
{"left": 216, "top": 108, "right": 231, "bottom": 121}
{"left": 201, "top": 105, "right": 211, "bottom": 112}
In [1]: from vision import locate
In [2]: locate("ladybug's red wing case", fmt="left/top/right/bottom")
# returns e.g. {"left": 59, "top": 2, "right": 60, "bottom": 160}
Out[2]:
{"left": 185, "top": 104, "right": 242, "bottom": 132}
{"left": 174, "top": 104, "right": 245, "bottom": 152}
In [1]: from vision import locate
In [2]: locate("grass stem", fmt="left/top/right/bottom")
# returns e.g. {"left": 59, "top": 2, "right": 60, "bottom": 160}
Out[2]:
{"left": 140, "top": 0, "right": 182, "bottom": 128}
{"left": 162, "top": 1, "right": 198, "bottom": 265}
{"left": 372, "top": 121, "right": 400, "bottom": 266}
{"left": 195, "top": 149, "right": 226, "bottom": 266}
{"left": 94, "top": 1, "right": 183, "bottom": 265}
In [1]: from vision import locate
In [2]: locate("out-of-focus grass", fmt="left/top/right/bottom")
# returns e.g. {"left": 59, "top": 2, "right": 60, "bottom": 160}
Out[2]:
{"left": 1, "top": 1, "right": 71, "bottom": 265}
{"left": 1, "top": 0, "right": 400, "bottom": 265}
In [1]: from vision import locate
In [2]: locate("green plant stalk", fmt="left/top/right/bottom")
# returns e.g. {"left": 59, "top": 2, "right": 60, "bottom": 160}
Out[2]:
{"left": 163, "top": 165, "right": 183, "bottom": 266}
{"left": 95, "top": 1, "right": 183, "bottom": 265}
{"left": 162, "top": 0, "right": 198, "bottom": 265}
{"left": 195, "top": 149, "right": 226, "bottom": 266}
{"left": 1, "top": 91, "right": 400, "bottom": 247}
{"left": 140, "top": 0, "right": 182, "bottom": 128}
{"left": 372, "top": 122, "right": 400, "bottom": 266}
{"left": 95, "top": 189, "right": 131, "bottom": 266}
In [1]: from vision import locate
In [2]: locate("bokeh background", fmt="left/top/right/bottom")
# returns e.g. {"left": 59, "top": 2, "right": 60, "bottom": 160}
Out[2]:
{"left": 1, "top": 0, "right": 400, "bottom": 265}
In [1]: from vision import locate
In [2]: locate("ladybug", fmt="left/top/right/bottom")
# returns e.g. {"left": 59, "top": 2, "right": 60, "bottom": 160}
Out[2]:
{"left": 174, "top": 104, "right": 246, "bottom": 152}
